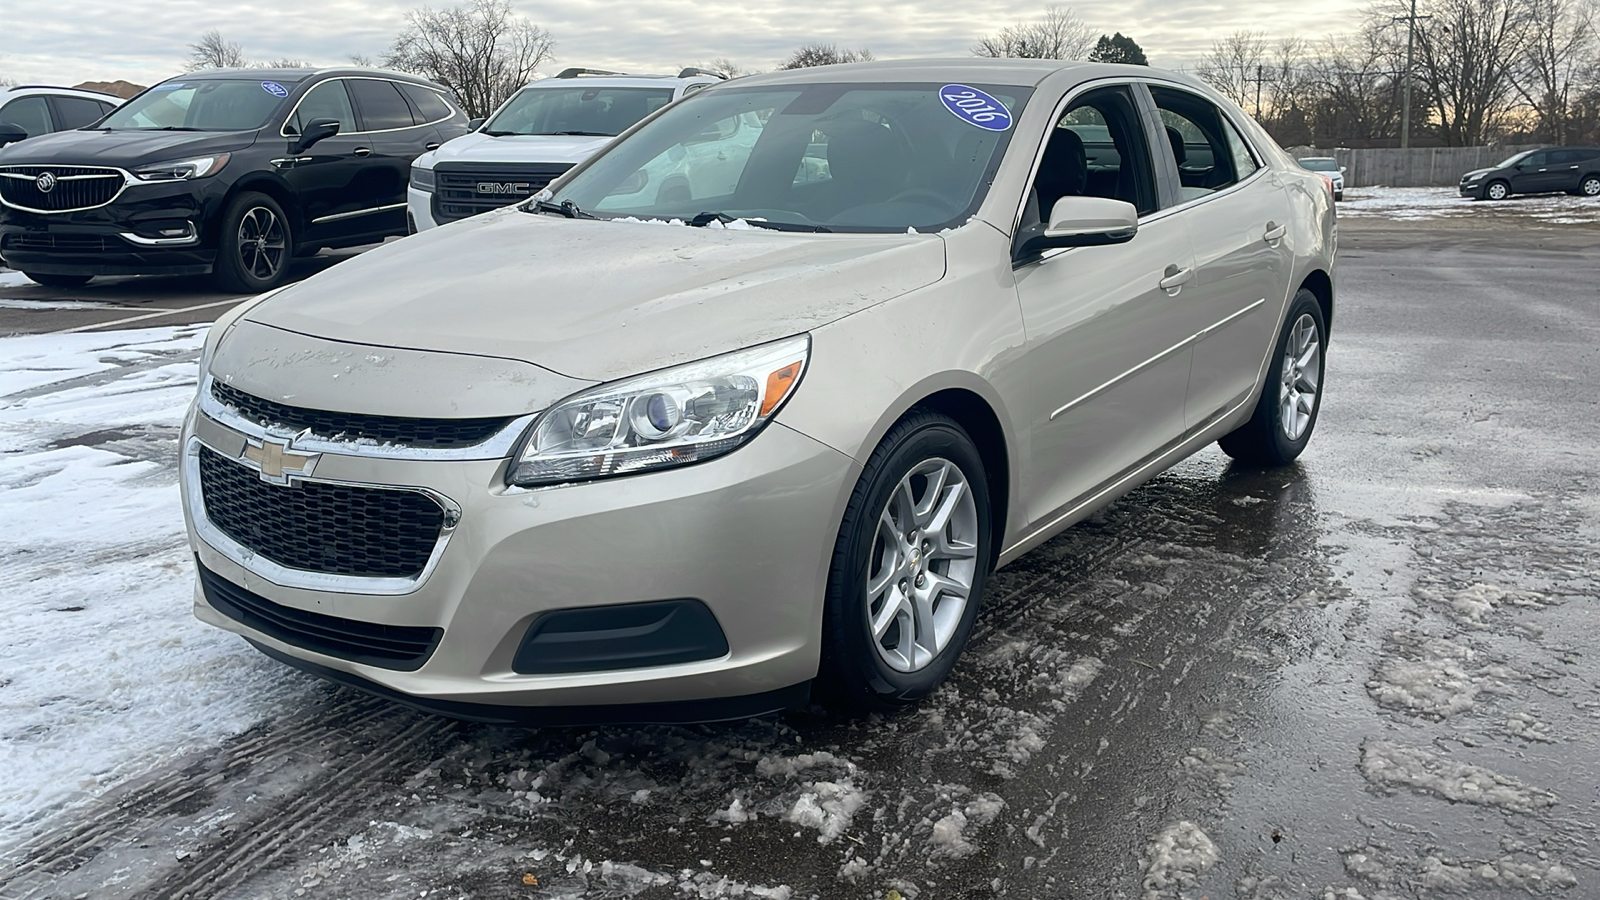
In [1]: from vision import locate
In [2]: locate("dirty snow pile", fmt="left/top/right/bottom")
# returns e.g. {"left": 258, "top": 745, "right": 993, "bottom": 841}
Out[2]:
{"left": 0, "top": 326, "right": 298, "bottom": 851}
{"left": 1338, "top": 187, "right": 1600, "bottom": 224}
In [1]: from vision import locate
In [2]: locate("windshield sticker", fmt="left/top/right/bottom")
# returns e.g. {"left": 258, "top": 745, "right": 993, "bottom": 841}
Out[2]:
{"left": 261, "top": 81, "right": 289, "bottom": 98}
{"left": 939, "top": 85, "right": 1012, "bottom": 132}
{"left": 152, "top": 83, "right": 185, "bottom": 91}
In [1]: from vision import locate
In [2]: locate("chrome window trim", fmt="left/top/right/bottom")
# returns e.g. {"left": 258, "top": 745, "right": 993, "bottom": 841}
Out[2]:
{"left": 184, "top": 436, "right": 460, "bottom": 596}
{"left": 278, "top": 76, "right": 459, "bottom": 139}
{"left": 0, "top": 164, "right": 132, "bottom": 214}
{"left": 199, "top": 374, "right": 537, "bottom": 461}
{"left": 311, "top": 202, "right": 407, "bottom": 224}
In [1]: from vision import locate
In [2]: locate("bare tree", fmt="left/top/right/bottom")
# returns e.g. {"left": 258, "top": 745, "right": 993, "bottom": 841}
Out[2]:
{"left": 974, "top": 5, "right": 1095, "bottom": 59}
{"left": 383, "top": 0, "right": 556, "bottom": 117}
{"left": 187, "top": 30, "right": 247, "bottom": 70}
{"left": 1300, "top": 30, "right": 1413, "bottom": 145}
{"left": 1195, "top": 31, "right": 1271, "bottom": 109}
{"left": 697, "top": 57, "right": 752, "bottom": 79}
{"left": 780, "top": 43, "right": 874, "bottom": 69}
{"left": 1400, "top": 0, "right": 1533, "bottom": 145}
{"left": 350, "top": 54, "right": 376, "bottom": 67}
{"left": 1511, "top": 0, "right": 1597, "bottom": 142}
{"left": 257, "top": 59, "right": 308, "bottom": 69}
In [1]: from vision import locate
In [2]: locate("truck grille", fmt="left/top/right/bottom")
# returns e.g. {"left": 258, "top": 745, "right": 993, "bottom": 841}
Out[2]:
{"left": 0, "top": 166, "right": 125, "bottom": 212}
{"left": 211, "top": 381, "right": 513, "bottom": 449}
{"left": 198, "top": 447, "right": 446, "bottom": 580}
{"left": 432, "top": 163, "right": 573, "bottom": 223}
{"left": 2, "top": 232, "right": 123, "bottom": 253}
{"left": 198, "top": 563, "right": 442, "bottom": 670}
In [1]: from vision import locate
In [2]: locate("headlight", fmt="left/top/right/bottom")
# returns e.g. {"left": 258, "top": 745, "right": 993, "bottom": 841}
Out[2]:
{"left": 410, "top": 164, "right": 436, "bottom": 192}
{"left": 132, "top": 153, "right": 230, "bottom": 182}
{"left": 1466, "top": 172, "right": 1484, "bottom": 181}
{"left": 508, "top": 335, "right": 809, "bottom": 487}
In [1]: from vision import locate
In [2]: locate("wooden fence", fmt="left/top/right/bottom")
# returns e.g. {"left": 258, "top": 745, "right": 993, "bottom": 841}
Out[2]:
{"left": 1288, "top": 146, "right": 1544, "bottom": 188}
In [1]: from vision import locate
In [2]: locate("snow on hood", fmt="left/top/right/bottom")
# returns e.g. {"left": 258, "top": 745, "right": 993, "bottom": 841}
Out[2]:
{"left": 244, "top": 209, "right": 947, "bottom": 384}
{"left": 420, "top": 131, "right": 614, "bottom": 168}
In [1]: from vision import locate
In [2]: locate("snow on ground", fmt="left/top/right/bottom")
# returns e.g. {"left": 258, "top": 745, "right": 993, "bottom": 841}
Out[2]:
{"left": 0, "top": 325, "right": 303, "bottom": 851}
{"left": 1140, "top": 821, "right": 1220, "bottom": 899}
{"left": 1339, "top": 187, "right": 1600, "bottom": 224}
{"left": 1359, "top": 739, "right": 1558, "bottom": 813}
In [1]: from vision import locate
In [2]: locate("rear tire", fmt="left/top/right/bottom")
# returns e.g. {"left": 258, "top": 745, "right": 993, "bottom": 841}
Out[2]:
{"left": 1218, "top": 289, "right": 1327, "bottom": 466}
{"left": 23, "top": 272, "right": 92, "bottom": 289}
{"left": 818, "top": 411, "right": 992, "bottom": 713}
{"left": 215, "top": 192, "right": 292, "bottom": 293}
{"left": 1580, "top": 175, "right": 1600, "bottom": 197}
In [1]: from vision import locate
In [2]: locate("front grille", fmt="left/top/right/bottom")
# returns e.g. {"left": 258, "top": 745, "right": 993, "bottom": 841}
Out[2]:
{"left": 197, "top": 563, "right": 442, "bottom": 670}
{"left": 432, "top": 163, "right": 572, "bottom": 223}
{"left": 0, "top": 166, "right": 124, "bottom": 212}
{"left": 1, "top": 232, "right": 122, "bottom": 253}
{"left": 211, "top": 381, "right": 512, "bottom": 449}
{"left": 198, "top": 446, "right": 445, "bottom": 579}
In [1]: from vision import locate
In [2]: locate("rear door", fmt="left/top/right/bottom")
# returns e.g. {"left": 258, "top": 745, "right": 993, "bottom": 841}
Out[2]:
{"left": 344, "top": 78, "right": 426, "bottom": 237}
{"left": 1146, "top": 85, "right": 1293, "bottom": 429}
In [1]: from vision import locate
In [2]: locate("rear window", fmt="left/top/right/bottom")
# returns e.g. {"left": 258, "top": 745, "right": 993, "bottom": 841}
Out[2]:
{"left": 401, "top": 84, "right": 453, "bottom": 123}
{"left": 348, "top": 79, "right": 416, "bottom": 130}
{"left": 54, "top": 96, "right": 110, "bottom": 129}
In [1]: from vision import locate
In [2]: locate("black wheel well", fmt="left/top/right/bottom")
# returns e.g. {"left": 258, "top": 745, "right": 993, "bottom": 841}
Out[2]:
{"left": 1299, "top": 269, "right": 1334, "bottom": 336}
{"left": 913, "top": 388, "right": 1010, "bottom": 572}
{"left": 220, "top": 178, "right": 303, "bottom": 243}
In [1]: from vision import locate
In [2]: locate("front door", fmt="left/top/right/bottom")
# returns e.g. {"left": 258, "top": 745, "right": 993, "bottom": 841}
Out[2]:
{"left": 275, "top": 79, "right": 372, "bottom": 244}
{"left": 1508, "top": 151, "right": 1561, "bottom": 194}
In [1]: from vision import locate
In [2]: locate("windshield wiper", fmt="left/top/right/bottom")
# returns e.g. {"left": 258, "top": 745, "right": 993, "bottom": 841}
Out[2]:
{"left": 685, "top": 211, "right": 831, "bottom": 232}
{"left": 531, "top": 199, "right": 595, "bottom": 219}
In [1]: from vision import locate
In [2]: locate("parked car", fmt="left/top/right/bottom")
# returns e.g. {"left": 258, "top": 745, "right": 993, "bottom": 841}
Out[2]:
{"left": 0, "top": 86, "right": 123, "bottom": 147}
{"left": 407, "top": 67, "right": 725, "bottom": 231}
{"left": 0, "top": 68, "right": 468, "bottom": 290}
{"left": 183, "top": 59, "right": 1336, "bottom": 723}
{"left": 1459, "top": 147, "right": 1600, "bottom": 201}
{"left": 1296, "top": 156, "right": 1344, "bottom": 200}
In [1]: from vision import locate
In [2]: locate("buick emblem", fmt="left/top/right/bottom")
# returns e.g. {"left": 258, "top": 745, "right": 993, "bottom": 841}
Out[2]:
{"left": 240, "top": 436, "right": 319, "bottom": 485}
{"left": 35, "top": 171, "right": 57, "bottom": 193}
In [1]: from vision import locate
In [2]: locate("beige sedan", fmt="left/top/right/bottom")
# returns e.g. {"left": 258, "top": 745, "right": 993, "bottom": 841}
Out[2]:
{"left": 182, "top": 59, "right": 1336, "bottom": 723}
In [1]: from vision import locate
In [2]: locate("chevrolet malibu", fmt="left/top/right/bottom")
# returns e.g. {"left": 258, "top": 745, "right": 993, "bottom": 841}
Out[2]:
{"left": 183, "top": 59, "right": 1336, "bottom": 723}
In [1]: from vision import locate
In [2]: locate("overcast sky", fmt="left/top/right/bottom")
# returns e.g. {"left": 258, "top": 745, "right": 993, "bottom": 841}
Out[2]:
{"left": 1, "top": 0, "right": 1355, "bottom": 89}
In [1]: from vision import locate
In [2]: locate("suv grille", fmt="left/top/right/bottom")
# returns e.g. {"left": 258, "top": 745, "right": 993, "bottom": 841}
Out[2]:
{"left": 432, "top": 163, "right": 573, "bottom": 222}
{"left": 211, "top": 381, "right": 512, "bottom": 449}
{"left": 198, "top": 563, "right": 442, "bottom": 670}
{"left": 0, "top": 166, "right": 124, "bottom": 212}
{"left": 198, "top": 447, "right": 446, "bottom": 580}
{"left": 1, "top": 232, "right": 123, "bottom": 253}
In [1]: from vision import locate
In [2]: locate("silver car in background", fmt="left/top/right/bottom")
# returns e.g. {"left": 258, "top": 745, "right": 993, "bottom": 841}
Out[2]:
{"left": 183, "top": 59, "right": 1336, "bottom": 723}
{"left": 1297, "top": 156, "right": 1344, "bottom": 200}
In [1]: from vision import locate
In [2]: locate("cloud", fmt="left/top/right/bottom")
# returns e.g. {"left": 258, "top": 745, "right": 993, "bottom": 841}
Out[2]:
{"left": 1, "top": 0, "right": 1358, "bottom": 88}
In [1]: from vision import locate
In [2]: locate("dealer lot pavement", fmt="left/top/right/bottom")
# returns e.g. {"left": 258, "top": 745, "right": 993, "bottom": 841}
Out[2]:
{"left": 1, "top": 211, "right": 1597, "bottom": 899}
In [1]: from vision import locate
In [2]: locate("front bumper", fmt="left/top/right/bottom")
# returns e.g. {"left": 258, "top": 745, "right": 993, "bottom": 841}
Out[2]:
{"left": 181, "top": 399, "right": 859, "bottom": 717}
{"left": 0, "top": 179, "right": 221, "bottom": 275}
{"left": 1459, "top": 181, "right": 1486, "bottom": 198}
{"left": 407, "top": 187, "right": 438, "bottom": 231}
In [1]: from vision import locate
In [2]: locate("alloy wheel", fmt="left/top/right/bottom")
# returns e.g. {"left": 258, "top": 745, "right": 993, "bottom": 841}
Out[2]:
{"left": 1487, "top": 182, "right": 1508, "bottom": 200}
{"left": 237, "top": 206, "right": 287, "bottom": 282}
{"left": 864, "top": 458, "right": 979, "bottom": 673}
{"left": 1582, "top": 176, "right": 1600, "bottom": 197}
{"left": 1279, "top": 313, "right": 1321, "bottom": 442}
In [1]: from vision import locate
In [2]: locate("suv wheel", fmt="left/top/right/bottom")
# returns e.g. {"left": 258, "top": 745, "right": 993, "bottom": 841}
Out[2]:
{"left": 1218, "top": 289, "right": 1327, "bottom": 466}
{"left": 1580, "top": 175, "right": 1600, "bottom": 197}
{"left": 23, "top": 272, "right": 93, "bottom": 289}
{"left": 819, "top": 411, "right": 992, "bottom": 712}
{"left": 1484, "top": 180, "right": 1510, "bottom": 201}
{"left": 216, "top": 192, "right": 292, "bottom": 293}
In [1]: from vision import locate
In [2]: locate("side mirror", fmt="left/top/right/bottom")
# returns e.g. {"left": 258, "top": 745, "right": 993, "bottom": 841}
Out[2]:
{"left": 467, "top": 117, "right": 485, "bottom": 131}
{"left": 1338, "top": 166, "right": 1347, "bottom": 175}
{"left": 0, "top": 123, "right": 29, "bottom": 146}
{"left": 1016, "top": 196, "right": 1138, "bottom": 259}
{"left": 290, "top": 117, "right": 340, "bottom": 153}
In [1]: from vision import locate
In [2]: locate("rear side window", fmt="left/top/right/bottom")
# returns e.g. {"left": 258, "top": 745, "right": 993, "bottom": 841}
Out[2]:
{"left": 400, "top": 84, "right": 453, "bottom": 123}
{"left": 1150, "top": 86, "right": 1255, "bottom": 202}
{"left": 348, "top": 79, "right": 416, "bottom": 130}
{"left": 286, "top": 80, "right": 355, "bottom": 135}
{"left": 0, "top": 97, "right": 53, "bottom": 138}
{"left": 52, "top": 96, "right": 110, "bottom": 129}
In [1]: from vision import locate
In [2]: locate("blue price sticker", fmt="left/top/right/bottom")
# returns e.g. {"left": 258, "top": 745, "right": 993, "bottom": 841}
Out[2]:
{"left": 938, "top": 85, "right": 1012, "bottom": 132}
{"left": 261, "top": 81, "right": 289, "bottom": 98}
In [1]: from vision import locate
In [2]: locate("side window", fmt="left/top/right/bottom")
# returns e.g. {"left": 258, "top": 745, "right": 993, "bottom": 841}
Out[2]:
{"left": 0, "top": 97, "right": 53, "bottom": 138}
{"left": 1025, "top": 84, "right": 1157, "bottom": 228}
{"left": 400, "top": 84, "right": 452, "bottom": 123}
{"left": 287, "top": 80, "right": 356, "bottom": 135}
{"left": 52, "top": 96, "right": 110, "bottom": 129}
{"left": 348, "top": 79, "right": 416, "bottom": 131}
{"left": 1151, "top": 86, "right": 1252, "bottom": 202}
{"left": 1521, "top": 151, "right": 1548, "bottom": 167}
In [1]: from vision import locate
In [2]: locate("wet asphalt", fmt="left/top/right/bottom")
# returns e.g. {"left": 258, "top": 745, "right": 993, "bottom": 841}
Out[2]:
{"left": 1, "top": 216, "right": 1598, "bottom": 899}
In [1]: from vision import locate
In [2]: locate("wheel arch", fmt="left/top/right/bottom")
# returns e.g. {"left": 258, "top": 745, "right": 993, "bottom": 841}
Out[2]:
{"left": 215, "top": 175, "right": 304, "bottom": 247}
{"left": 1298, "top": 268, "right": 1334, "bottom": 337}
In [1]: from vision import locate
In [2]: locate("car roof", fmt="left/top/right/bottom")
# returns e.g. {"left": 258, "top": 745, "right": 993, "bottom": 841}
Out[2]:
{"left": 172, "top": 67, "right": 447, "bottom": 90}
{"left": 3, "top": 85, "right": 123, "bottom": 101}
{"left": 727, "top": 58, "right": 1198, "bottom": 90}
{"left": 517, "top": 73, "right": 717, "bottom": 91}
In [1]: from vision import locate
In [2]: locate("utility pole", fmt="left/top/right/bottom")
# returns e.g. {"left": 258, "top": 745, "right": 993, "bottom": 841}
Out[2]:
{"left": 1393, "top": 0, "right": 1431, "bottom": 148}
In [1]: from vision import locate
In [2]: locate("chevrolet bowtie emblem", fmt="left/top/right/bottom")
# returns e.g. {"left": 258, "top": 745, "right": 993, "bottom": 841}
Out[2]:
{"left": 241, "top": 437, "right": 319, "bottom": 485}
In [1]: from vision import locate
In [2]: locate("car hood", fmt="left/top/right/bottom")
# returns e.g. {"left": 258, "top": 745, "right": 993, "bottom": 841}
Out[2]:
{"left": 422, "top": 132, "right": 613, "bottom": 167}
{"left": 0, "top": 128, "right": 258, "bottom": 167}
{"left": 245, "top": 209, "right": 947, "bottom": 383}
{"left": 1462, "top": 167, "right": 1494, "bottom": 178}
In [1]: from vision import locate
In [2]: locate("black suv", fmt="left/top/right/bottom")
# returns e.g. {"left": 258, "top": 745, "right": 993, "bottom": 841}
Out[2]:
{"left": 1459, "top": 147, "right": 1600, "bottom": 201}
{"left": 0, "top": 68, "right": 468, "bottom": 291}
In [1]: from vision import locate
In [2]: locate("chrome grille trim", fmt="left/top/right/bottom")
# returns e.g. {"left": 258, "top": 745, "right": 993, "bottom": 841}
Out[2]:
{"left": 0, "top": 164, "right": 134, "bottom": 214}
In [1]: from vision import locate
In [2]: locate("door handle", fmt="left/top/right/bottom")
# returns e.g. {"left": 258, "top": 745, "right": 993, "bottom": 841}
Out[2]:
{"left": 1159, "top": 264, "right": 1193, "bottom": 293}
{"left": 425, "top": 142, "right": 440, "bottom": 150}
{"left": 353, "top": 147, "right": 372, "bottom": 157}
{"left": 1263, "top": 221, "right": 1287, "bottom": 243}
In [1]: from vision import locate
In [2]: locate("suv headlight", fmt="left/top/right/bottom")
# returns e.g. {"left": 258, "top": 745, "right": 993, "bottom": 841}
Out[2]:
{"left": 508, "top": 335, "right": 809, "bottom": 487}
{"left": 410, "top": 164, "right": 436, "bottom": 192}
{"left": 132, "top": 153, "right": 230, "bottom": 182}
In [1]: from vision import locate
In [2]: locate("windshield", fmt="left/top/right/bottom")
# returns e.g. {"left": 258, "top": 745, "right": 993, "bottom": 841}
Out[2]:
{"left": 101, "top": 79, "right": 290, "bottom": 131}
{"left": 1495, "top": 150, "right": 1535, "bottom": 168}
{"left": 1298, "top": 158, "right": 1337, "bottom": 172}
{"left": 484, "top": 86, "right": 676, "bottom": 136}
{"left": 548, "top": 82, "right": 1031, "bottom": 233}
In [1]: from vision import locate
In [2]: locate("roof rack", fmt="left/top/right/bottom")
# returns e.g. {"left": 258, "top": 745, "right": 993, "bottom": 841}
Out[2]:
{"left": 676, "top": 67, "right": 729, "bottom": 80}
{"left": 9, "top": 84, "right": 120, "bottom": 97}
{"left": 554, "top": 67, "right": 625, "bottom": 79}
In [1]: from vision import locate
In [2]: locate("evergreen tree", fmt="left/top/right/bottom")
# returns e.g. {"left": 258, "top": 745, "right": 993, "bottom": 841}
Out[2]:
{"left": 1088, "top": 33, "right": 1149, "bottom": 65}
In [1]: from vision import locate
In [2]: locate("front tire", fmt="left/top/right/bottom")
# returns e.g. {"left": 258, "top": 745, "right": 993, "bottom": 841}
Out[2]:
{"left": 1484, "top": 180, "right": 1510, "bottom": 201}
{"left": 23, "top": 272, "right": 92, "bottom": 289}
{"left": 1218, "top": 289, "right": 1327, "bottom": 466}
{"left": 215, "top": 192, "right": 292, "bottom": 293}
{"left": 819, "top": 411, "right": 992, "bottom": 713}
